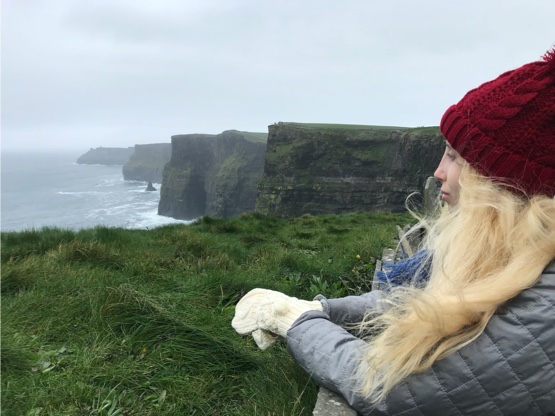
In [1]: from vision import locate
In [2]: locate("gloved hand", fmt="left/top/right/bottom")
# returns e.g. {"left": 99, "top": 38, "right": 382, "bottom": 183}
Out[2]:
{"left": 251, "top": 329, "right": 278, "bottom": 351}
{"left": 232, "top": 288, "right": 323, "bottom": 346}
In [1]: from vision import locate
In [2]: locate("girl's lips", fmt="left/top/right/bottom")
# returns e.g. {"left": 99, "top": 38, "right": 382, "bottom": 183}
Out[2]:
{"left": 441, "top": 191, "right": 450, "bottom": 201}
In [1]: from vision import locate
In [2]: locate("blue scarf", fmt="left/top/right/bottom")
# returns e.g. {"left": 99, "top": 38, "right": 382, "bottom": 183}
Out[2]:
{"left": 374, "top": 249, "right": 431, "bottom": 290}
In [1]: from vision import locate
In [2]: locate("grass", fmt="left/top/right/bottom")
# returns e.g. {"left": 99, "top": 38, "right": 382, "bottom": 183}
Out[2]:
{"left": 236, "top": 131, "right": 268, "bottom": 143}
{"left": 278, "top": 122, "right": 441, "bottom": 134}
{"left": 281, "top": 122, "right": 407, "bottom": 130}
{"left": 1, "top": 211, "right": 413, "bottom": 415}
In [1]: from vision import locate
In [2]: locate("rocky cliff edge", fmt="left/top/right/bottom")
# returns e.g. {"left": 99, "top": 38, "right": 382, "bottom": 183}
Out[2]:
{"left": 158, "top": 130, "right": 267, "bottom": 220}
{"left": 122, "top": 143, "right": 172, "bottom": 183}
{"left": 255, "top": 122, "right": 444, "bottom": 217}
{"left": 76, "top": 147, "right": 134, "bottom": 165}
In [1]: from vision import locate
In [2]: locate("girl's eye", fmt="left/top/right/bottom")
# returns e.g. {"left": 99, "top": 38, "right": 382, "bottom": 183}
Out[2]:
{"left": 446, "top": 152, "right": 456, "bottom": 161}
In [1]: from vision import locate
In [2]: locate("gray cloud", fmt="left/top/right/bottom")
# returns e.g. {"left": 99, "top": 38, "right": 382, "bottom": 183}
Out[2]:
{"left": 2, "top": 0, "right": 554, "bottom": 151}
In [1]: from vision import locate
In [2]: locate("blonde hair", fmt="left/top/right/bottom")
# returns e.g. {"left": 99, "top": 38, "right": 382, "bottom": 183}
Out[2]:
{"left": 355, "top": 164, "right": 555, "bottom": 402}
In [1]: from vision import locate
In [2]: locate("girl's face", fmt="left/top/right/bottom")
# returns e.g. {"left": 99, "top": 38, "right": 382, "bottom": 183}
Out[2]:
{"left": 434, "top": 144, "right": 465, "bottom": 206}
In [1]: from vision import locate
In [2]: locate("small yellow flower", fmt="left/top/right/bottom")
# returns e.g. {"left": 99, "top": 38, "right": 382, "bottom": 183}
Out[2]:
{"left": 355, "top": 254, "right": 361, "bottom": 260}
{"left": 352, "top": 269, "right": 356, "bottom": 273}
{"left": 141, "top": 347, "right": 147, "bottom": 354}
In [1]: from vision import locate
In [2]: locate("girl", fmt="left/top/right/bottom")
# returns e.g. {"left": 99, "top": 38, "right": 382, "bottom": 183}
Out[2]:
{"left": 232, "top": 48, "right": 555, "bottom": 415}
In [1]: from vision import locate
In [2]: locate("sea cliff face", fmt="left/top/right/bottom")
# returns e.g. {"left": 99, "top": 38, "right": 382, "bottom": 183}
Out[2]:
{"left": 76, "top": 147, "right": 134, "bottom": 165}
{"left": 122, "top": 143, "right": 172, "bottom": 183}
{"left": 158, "top": 130, "right": 267, "bottom": 220}
{"left": 255, "top": 123, "right": 444, "bottom": 217}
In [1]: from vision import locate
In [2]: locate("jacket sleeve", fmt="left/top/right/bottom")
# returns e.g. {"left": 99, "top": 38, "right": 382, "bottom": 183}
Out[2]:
{"left": 286, "top": 311, "right": 379, "bottom": 414}
{"left": 315, "top": 290, "right": 389, "bottom": 326}
{"left": 287, "top": 262, "right": 555, "bottom": 416}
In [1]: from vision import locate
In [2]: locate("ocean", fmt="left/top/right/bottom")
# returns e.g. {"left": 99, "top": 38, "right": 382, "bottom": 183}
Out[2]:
{"left": 1, "top": 151, "right": 192, "bottom": 232}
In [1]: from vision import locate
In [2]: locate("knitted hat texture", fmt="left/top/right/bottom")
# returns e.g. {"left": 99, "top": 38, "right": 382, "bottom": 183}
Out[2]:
{"left": 440, "top": 47, "right": 555, "bottom": 197}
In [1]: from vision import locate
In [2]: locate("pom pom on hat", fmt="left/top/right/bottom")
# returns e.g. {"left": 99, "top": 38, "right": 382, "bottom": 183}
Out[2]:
{"left": 440, "top": 46, "right": 555, "bottom": 197}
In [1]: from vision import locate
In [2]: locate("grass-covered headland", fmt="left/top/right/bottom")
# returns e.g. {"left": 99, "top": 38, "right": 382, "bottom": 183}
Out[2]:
{"left": 1, "top": 211, "right": 412, "bottom": 415}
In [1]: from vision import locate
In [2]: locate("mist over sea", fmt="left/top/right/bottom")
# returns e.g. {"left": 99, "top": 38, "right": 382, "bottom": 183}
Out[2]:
{"left": 1, "top": 151, "right": 191, "bottom": 232}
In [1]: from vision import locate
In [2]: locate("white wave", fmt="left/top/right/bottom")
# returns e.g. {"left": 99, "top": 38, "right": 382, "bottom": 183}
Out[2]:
{"left": 95, "top": 176, "right": 125, "bottom": 187}
{"left": 58, "top": 191, "right": 105, "bottom": 196}
{"left": 127, "top": 188, "right": 160, "bottom": 194}
{"left": 126, "top": 209, "right": 195, "bottom": 229}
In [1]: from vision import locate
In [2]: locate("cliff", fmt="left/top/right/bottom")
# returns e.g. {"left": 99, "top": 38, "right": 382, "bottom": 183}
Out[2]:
{"left": 158, "top": 130, "right": 267, "bottom": 220}
{"left": 255, "top": 122, "right": 444, "bottom": 217}
{"left": 76, "top": 147, "right": 134, "bottom": 165}
{"left": 122, "top": 143, "right": 172, "bottom": 183}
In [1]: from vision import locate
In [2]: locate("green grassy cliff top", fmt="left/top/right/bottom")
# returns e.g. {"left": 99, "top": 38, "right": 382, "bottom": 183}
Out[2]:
{"left": 269, "top": 123, "right": 441, "bottom": 141}
{"left": 2, "top": 212, "right": 412, "bottom": 415}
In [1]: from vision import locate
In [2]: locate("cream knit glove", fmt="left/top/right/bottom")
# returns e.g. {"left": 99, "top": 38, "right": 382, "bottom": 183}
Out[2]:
{"left": 232, "top": 288, "right": 323, "bottom": 344}
{"left": 251, "top": 329, "right": 278, "bottom": 351}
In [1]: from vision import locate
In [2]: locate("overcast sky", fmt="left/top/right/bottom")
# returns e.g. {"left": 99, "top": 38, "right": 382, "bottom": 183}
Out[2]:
{"left": 1, "top": 0, "right": 554, "bottom": 152}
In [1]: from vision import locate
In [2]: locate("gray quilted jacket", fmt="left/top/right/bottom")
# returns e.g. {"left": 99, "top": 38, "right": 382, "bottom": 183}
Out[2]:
{"left": 287, "top": 261, "right": 555, "bottom": 415}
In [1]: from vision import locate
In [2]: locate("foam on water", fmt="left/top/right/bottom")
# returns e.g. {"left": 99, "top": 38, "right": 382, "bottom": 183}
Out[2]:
{"left": 1, "top": 151, "right": 196, "bottom": 232}
{"left": 58, "top": 191, "right": 105, "bottom": 196}
{"left": 128, "top": 209, "right": 194, "bottom": 229}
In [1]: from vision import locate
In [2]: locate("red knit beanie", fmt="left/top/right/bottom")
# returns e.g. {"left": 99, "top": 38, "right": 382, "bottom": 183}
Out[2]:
{"left": 440, "top": 47, "right": 555, "bottom": 197}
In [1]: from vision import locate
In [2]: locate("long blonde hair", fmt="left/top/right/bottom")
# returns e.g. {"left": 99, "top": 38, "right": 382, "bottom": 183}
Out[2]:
{"left": 356, "top": 164, "right": 555, "bottom": 402}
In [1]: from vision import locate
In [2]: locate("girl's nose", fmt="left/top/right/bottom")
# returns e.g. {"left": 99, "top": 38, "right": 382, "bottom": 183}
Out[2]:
{"left": 434, "top": 160, "right": 446, "bottom": 182}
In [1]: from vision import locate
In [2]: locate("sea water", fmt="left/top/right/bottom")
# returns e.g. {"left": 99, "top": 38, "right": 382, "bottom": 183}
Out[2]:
{"left": 1, "top": 151, "right": 191, "bottom": 232}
